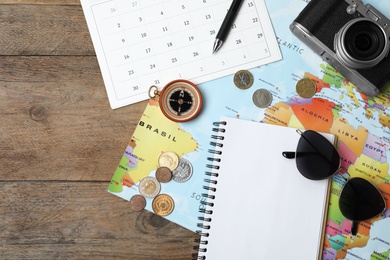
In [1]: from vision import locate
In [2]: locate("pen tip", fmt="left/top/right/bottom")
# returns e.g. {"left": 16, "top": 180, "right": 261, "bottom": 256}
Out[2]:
{"left": 213, "top": 39, "right": 223, "bottom": 54}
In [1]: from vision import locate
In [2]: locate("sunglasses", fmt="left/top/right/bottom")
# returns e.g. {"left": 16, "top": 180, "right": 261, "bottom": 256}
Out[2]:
{"left": 282, "top": 129, "right": 386, "bottom": 235}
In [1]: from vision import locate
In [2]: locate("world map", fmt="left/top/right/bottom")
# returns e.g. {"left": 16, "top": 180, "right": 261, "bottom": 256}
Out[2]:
{"left": 261, "top": 64, "right": 390, "bottom": 260}
{"left": 108, "top": 0, "right": 390, "bottom": 259}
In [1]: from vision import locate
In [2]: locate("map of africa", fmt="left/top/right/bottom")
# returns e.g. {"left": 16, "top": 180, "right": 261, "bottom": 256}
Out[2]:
{"left": 108, "top": 0, "right": 390, "bottom": 259}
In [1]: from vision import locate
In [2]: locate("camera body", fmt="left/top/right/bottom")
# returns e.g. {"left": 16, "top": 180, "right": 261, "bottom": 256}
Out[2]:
{"left": 290, "top": 0, "right": 390, "bottom": 96}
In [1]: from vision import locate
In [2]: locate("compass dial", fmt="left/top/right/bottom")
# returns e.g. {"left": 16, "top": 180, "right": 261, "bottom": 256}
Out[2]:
{"left": 159, "top": 80, "right": 202, "bottom": 122}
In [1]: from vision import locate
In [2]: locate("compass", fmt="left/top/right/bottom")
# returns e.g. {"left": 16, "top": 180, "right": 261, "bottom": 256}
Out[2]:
{"left": 149, "top": 80, "right": 203, "bottom": 122}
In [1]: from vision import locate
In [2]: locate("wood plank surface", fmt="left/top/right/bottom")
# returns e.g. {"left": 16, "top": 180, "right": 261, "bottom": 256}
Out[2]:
{"left": 2, "top": 1, "right": 80, "bottom": 4}
{"left": 0, "top": 55, "right": 145, "bottom": 181}
{"left": 0, "top": 1, "right": 199, "bottom": 259}
{"left": 0, "top": 4, "right": 93, "bottom": 55}
{"left": 0, "top": 182, "right": 198, "bottom": 259}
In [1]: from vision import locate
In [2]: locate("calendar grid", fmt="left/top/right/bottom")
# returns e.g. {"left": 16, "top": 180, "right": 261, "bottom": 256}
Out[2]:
{"left": 83, "top": 0, "right": 282, "bottom": 108}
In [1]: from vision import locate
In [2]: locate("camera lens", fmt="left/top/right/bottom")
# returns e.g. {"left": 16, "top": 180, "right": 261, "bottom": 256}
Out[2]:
{"left": 345, "top": 21, "right": 384, "bottom": 60}
{"left": 335, "top": 18, "right": 389, "bottom": 69}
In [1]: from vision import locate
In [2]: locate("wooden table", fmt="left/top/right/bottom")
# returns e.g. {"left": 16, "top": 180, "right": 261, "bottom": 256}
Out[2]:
{"left": 0, "top": 1, "right": 198, "bottom": 259}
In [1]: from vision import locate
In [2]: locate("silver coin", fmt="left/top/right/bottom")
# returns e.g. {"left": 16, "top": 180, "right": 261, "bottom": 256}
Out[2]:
{"left": 172, "top": 158, "right": 193, "bottom": 183}
{"left": 138, "top": 176, "right": 161, "bottom": 198}
{"left": 252, "top": 89, "right": 273, "bottom": 108}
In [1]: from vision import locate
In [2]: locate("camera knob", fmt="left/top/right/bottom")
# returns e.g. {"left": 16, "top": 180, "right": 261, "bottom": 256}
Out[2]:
{"left": 347, "top": 2, "right": 359, "bottom": 14}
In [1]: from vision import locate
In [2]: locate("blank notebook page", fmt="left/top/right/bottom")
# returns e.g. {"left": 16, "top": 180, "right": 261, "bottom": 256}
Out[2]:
{"left": 198, "top": 117, "right": 335, "bottom": 260}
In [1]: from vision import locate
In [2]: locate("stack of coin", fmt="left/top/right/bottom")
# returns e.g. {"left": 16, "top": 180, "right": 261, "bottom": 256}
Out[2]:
{"left": 158, "top": 152, "right": 193, "bottom": 183}
{"left": 129, "top": 151, "right": 193, "bottom": 217}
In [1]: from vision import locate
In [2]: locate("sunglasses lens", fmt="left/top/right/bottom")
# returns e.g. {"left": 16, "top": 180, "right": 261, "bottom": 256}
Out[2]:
{"left": 339, "top": 177, "right": 385, "bottom": 221}
{"left": 296, "top": 130, "right": 340, "bottom": 180}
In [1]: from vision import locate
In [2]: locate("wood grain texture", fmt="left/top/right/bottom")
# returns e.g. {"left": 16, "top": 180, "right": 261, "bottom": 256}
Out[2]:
{"left": 2, "top": 1, "right": 80, "bottom": 4}
{"left": 0, "top": 4, "right": 93, "bottom": 55}
{"left": 0, "top": 2, "right": 199, "bottom": 259}
{"left": 0, "top": 182, "right": 199, "bottom": 259}
{"left": 0, "top": 56, "right": 146, "bottom": 181}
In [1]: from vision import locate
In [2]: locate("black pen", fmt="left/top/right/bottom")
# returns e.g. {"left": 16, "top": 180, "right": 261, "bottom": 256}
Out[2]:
{"left": 213, "top": 0, "right": 244, "bottom": 54}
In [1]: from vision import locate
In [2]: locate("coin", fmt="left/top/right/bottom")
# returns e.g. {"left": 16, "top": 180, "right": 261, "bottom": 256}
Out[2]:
{"left": 296, "top": 78, "right": 317, "bottom": 98}
{"left": 152, "top": 194, "right": 175, "bottom": 216}
{"left": 172, "top": 158, "right": 193, "bottom": 183}
{"left": 234, "top": 70, "right": 254, "bottom": 89}
{"left": 252, "top": 89, "right": 273, "bottom": 108}
{"left": 138, "top": 176, "right": 161, "bottom": 198}
{"left": 155, "top": 167, "right": 173, "bottom": 183}
{"left": 158, "top": 151, "right": 179, "bottom": 171}
{"left": 129, "top": 194, "right": 146, "bottom": 212}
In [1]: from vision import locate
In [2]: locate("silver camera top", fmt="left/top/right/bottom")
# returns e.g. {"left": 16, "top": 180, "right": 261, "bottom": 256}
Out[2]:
{"left": 345, "top": 0, "right": 390, "bottom": 33}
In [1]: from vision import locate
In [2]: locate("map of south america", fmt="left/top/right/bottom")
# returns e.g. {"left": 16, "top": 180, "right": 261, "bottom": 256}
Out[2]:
{"left": 108, "top": 98, "right": 198, "bottom": 193}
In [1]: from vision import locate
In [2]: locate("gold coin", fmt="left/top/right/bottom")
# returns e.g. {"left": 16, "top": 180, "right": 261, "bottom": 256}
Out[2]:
{"left": 155, "top": 166, "right": 173, "bottom": 183}
{"left": 234, "top": 70, "right": 254, "bottom": 89}
{"left": 158, "top": 151, "right": 179, "bottom": 171}
{"left": 152, "top": 194, "right": 175, "bottom": 216}
{"left": 138, "top": 176, "right": 161, "bottom": 198}
{"left": 129, "top": 195, "right": 146, "bottom": 212}
{"left": 296, "top": 78, "right": 317, "bottom": 98}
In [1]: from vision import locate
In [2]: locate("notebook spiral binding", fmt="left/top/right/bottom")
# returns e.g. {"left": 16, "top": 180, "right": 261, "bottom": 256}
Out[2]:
{"left": 192, "top": 121, "right": 226, "bottom": 260}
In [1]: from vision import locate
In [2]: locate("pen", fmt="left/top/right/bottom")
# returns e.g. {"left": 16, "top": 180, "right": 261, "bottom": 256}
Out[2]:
{"left": 212, "top": 0, "right": 244, "bottom": 54}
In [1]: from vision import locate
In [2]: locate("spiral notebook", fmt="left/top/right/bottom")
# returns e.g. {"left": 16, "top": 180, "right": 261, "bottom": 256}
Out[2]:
{"left": 196, "top": 117, "right": 335, "bottom": 260}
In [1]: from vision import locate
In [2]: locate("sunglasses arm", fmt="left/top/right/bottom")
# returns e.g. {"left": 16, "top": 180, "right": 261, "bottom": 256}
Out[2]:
{"left": 282, "top": 151, "right": 295, "bottom": 159}
{"left": 351, "top": 221, "right": 359, "bottom": 236}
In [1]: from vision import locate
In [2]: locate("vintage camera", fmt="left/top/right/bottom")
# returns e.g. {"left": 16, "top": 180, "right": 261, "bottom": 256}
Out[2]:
{"left": 290, "top": 0, "right": 390, "bottom": 96}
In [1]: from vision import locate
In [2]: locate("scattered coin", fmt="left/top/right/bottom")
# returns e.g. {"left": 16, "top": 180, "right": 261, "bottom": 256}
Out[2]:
{"left": 296, "top": 78, "right": 317, "bottom": 98}
{"left": 172, "top": 158, "right": 193, "bottom": 183}
{"left": 139, "top": 176, "right": 161, "bottom": 198}
{"left": 129, "top": 194, "right": 146, "bottom": 212}
{"left": 234, "top": 70, "right": 254, "bottom": 89}
{"left": 155, "top": 166, "right": 173, "bottom": 183}
{"left": 152, "top": 194, "right": 175, "bottom": 216}
{"left": 252, "top": 89, "right": 273, "bottom": 108}
{"left": 158, "top": 151, "right": 179, "bottom": 171}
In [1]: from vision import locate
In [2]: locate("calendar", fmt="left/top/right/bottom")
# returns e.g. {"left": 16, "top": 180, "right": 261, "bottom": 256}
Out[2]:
{"left": 81, "top": 0, "right": 282, "bottom": 109}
